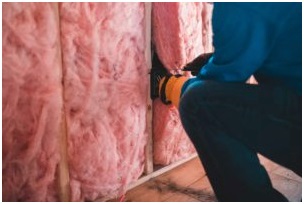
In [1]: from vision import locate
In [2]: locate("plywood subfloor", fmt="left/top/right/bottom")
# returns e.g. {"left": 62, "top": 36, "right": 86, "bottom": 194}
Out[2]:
{"left": 123, "top": 155, "right": 301, "bottom": 202}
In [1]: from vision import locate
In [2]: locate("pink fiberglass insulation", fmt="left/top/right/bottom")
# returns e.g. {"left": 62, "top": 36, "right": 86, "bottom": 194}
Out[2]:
{"left": 60, "top": 3, "right": 148, "bottom": 201}
{"left": 152, "top": 2, "right": 203, "bottom": 71}
{"left": 201, "top": 3, "right": 214, "bottom": 53}
{"left": 152, "top": 3, "right": 213, "bottom": 165}
{"left": 153, "top": 100, "right": 195, "bottom": 165}
{"left": 2, "top": 3, "right": 62, "bottom": 201}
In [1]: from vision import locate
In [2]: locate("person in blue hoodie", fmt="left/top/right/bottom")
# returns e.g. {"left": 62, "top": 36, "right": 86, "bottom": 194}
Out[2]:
{"left": 159, "top": 2, "right": 301, "bottom": 201}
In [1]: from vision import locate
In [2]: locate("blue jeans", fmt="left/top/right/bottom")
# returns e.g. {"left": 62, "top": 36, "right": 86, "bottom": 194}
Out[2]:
{"left": 179, "top": 80, "right": 301, "bottom": 201}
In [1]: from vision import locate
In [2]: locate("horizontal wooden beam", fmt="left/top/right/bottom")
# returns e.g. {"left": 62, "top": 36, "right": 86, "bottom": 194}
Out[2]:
{"left": 127, "top": 154, "right": 198, "bottom": 190}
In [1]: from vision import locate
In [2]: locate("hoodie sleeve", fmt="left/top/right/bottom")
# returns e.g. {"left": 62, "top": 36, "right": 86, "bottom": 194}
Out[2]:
{"left": 197, "top": 3, "right": 274, "bottom": 82}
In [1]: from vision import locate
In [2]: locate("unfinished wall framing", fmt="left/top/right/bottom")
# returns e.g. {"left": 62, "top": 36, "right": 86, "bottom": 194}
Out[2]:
{"left": 2, "top": 2, "right": 213, "bottom": 202}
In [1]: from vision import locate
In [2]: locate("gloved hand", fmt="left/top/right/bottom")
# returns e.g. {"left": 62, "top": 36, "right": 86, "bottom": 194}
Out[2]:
{"left": 159, "top": 74, "right": 189, "bottom": 108}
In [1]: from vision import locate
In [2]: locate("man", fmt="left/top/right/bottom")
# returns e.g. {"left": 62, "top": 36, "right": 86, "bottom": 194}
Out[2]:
{"left": 159, "top": 2, "right": 301, "bottom": 201}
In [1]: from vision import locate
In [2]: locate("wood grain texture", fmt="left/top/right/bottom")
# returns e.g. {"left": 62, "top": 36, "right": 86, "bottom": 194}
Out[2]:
{"left": 125, "top": 157, "right": 207, "bottom": 202}
{"left": 124, "top": 156, "right": 302, "bottom": 202}
{"left": 144, "top": 2, "right": 154, "bottom": 176}
{"left": 55, "top": 3, "right": 70, "bottom": 201}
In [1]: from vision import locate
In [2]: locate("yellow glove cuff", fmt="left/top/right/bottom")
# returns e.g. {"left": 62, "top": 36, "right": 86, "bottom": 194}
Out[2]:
{"left": 169, "top": 76, "right": 188, "bottom": 108}
{"left": 159, "top": 75, "right": 188, "bottom": 108}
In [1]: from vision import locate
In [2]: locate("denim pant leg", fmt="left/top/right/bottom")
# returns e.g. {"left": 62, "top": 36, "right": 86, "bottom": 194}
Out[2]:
{"left": 179, "top": 80, "right": 301, "bottom": 201}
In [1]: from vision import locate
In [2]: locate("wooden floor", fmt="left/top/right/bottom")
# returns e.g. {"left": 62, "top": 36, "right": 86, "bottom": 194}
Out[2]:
{"left": 124, "top": 155, "right": 301, "bottom": 202}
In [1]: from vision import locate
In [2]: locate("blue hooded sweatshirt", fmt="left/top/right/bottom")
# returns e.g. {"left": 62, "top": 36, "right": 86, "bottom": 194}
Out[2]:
{"left": 182, "top": 3, "right": 302, "bottom": 96}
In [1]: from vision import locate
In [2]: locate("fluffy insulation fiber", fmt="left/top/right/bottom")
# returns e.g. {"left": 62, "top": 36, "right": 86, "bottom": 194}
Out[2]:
{"left": 152, "top": 2, "right": 213, "bottom": 165}
{"left": 59, "top": 3, "right": 148, "bottom": 201}
{"left": 153, "top": 100, "right": 195, "bottom": 165}
{"left": 2, "top": 2, "right": 213, "bottom": 201}
{"left": 2, "top": 3, "right": 62, "bottom": 201}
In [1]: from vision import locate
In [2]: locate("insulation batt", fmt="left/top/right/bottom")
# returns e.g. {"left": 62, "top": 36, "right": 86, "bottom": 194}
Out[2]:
{"left": 153, "top": 2, "right": 212, "bottom": 71}
{"left": 153, "top": 101, "right": 195, "bottom": 164}
{"left": 2, "top": 3, "right": 62, "bottom": 201}
{"left": 201, "top": 3, "right": 214, "bottom": 54}
{"left": 60, "top": 3, "right": 148, "bottom": 201}
{"left": 152, "top": 3, "right": 213, "bottom": 165}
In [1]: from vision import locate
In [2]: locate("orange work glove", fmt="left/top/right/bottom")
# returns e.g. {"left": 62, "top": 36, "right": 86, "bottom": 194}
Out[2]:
{"left": 159, "top": 75, "right": 189, "bottom": 108}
